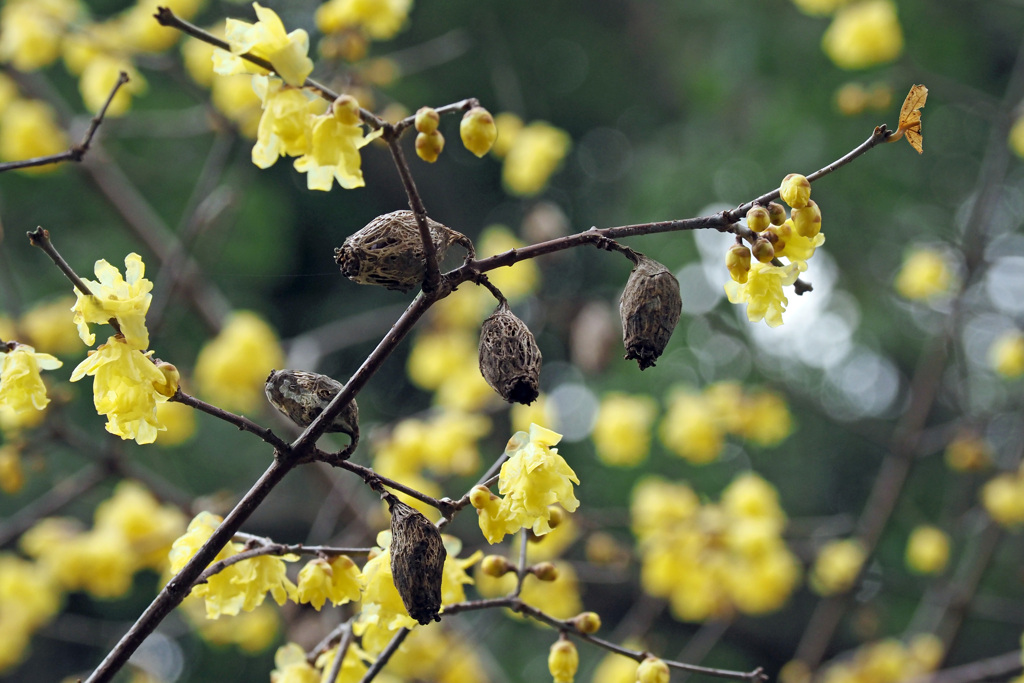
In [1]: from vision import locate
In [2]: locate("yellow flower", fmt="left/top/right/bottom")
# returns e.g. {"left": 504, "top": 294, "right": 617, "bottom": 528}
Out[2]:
{"left": 19, "top": 297, "right": 79, "bottom": 354}
{"left": 71, "top": 253, "right": 154, "bottom": 350}
{"left": 809, "top": 538, "right": 865, "bottom": 595}
{"left": 0, "top": 343, "right": 63, "bottom": 416}
{"left": 270, "top": 643, "right": 320, "bottom": 683}
{"left": 315, "top": 0, "right": 413, "bottom": 40}
{"left": 407, "top": 329, "right": 479, "bottom": 391}
{"left": 211, "top": 75, "right": 263, "bottom": 138}
{"left": 981, "top": 472, "right": 1024, "bottom": 526}
{"left": 724, "top": 261, "right": 801, "bottom": 327}
{"left": 0, "top": 99, "right": 69, "bottom": 172}
{"left": 460, "top": 107, "right": 498, "bottom": 157}
{"left": 293, "top": 105, "right": 380, "bottom": 190}
{"left": 194, "top": 311, "right": 284, "bottom": 412}
{"left": 295, "top": 556, "right": 364, "bottom": 610}
{"left": 771, "top": 221, "right": 826, "bottom": 265}
{"left": 479, "top": 226, "right": 541, "bottom": 302}
{"left": 249, "top": 76, "right": 318, "bottom": 168}
{"left": 440, "top": 541, "right": 482, "bottom": 607}
{"left": 0, "top": 553, "right": 62, "bottom": 671}
{"left": 154, "top": 400, "right": 197, "bottom": 446}
{"left": 0, "top": 0, "right": 79, "bottom": 71}
{"left": 511, "top": 393, "right": 554, "bottom": 432}
{"left": 779, "top": 174, "right": 811, "bottom": 209}
{"left": 496, "top": 424, "right": 580, "bottom": 538}
{"left": 734, "top": 389, "right": 794, "bottom": 447}
{"left": 93, "top": 481, "right": 186, "bottom": 571}
{"left": 637, "top": 657, "right": 670, "bottom": 683}
{"left": 356, "top": 546, "right": 419, "bottom": 647}
{"left": 216, "top": 2, "right": 313, "bottom": 87}
{"left": 591, "top": 393, "right": 658, "bottom": 466}
{"left": 822, "top": 0, "right": 903, "bottom": 70}
{"left": 894, "top": 247, "right": 956, "bottom": 301}
{"left": 194, "top": 601, "right": 279, "bottom": 653}
{"left": 314, "top": 641, "right": 369, "bottom": 683}
{"left": 79, "top": 55, "right": 147, "bottom": 116}
{"left": 659, "top": 389, "right": 725, "bottom": 464}
{"left": 990, "top": 330, "right": 1024, "bottom": 379}
{"left": 548, "top": 639, "right": 579, "bottom": 683}
{"left": 70, "top": 336, "right": 176, "bottom": 445}
{"left": 502, "top": 122, "right": 571, "bottom": 196}
{"left": 905, "top": 525, "right": 950, "bottom": 574}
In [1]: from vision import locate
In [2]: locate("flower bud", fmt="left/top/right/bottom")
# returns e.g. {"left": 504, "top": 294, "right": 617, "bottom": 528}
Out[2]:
{"left": 791, "top": 199, "right": 822, "bottom": 238}
{"left": 780, "top": 173, "right": 811, "bottom": 208}
{"left": 332, "top": 95, "right": 362, "bottom": 125}
{"left": 415, "top": 130, "right": 444, "bottom": 163}
{"left": 766, "top": 222, "right": 791, "bottom": 258}
{"left": 619, "top": 255, "right": 682, "bottom": 370}
{"left": 414, "top": 106, "right": 440, "bottom": 134}
{"left": 460, "top": 106, "right": 498, "bottom": 157}
{"left": 481, "top": 554, "right": 512, "bottom": 577}
{"left": 335, "top": 210, "right": 465, "bottom": 292}
{"left": 636, "top": 657, "right": 670, "bottom": 683}
{"left": 548, "top": 639, "right": 579, "bottom": 683}
{"left": 546, "top": 505, "right": 565, "bottom": 529}
{"left": 752, "top": 236, "right": 775, "bottom": 263}
{"left": 726, "top": 244, "right": 752, "bottom": 284}
{"left": 768, "top": 201, "right": 787, "bottom": 226}
{"left": 469, "top": 485, "right": 496, "bottom": 509}
{"left": 573, "top": 611, "right": 601, "bottom": 634}
{"left": 387, "top": 495, "right": 445, "bottom": 624}
{"left": 531, "top": 561, "right": 559, "bottom": 581}
{"left": 478, "top": 302, "right": 542, "bottom": 404}
{"left": 154, "top": 361, "right": 180, "bottom": 398}
{"left": 746, "top": 205, "right": 770, "bottom": 232}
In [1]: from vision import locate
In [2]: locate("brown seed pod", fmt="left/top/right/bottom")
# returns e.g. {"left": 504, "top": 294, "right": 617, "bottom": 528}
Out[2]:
{"left": 334, "top": 210, "right": 466, "bottom": 292}
{"left": 387, "top": 494, "right": 446, "bottom": 624}
{"left": 264, "top": 369, "right": 359, "bottom": 441}
{"left": 478, "top": 301, "right": 542, "bottom": 405}
{"left": 619, "top": 254, "right": 682, "bottom": 370}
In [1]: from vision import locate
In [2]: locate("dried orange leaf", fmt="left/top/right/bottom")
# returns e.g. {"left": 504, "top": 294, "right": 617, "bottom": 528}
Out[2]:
{"left": 890, "top": 84, "right": 927, "bottom": 153}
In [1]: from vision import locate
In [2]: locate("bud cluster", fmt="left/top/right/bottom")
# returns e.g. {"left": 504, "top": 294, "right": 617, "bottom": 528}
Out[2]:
{"left": 414, "top": 105, "right": 498, "bottom": 163}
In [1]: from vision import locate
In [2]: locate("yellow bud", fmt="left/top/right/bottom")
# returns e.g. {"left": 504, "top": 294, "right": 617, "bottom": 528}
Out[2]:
{"left": 906, "top": 525, "right": 950, "bottom": 574}
{"left": 460, "top": 106, "right": 498, "bottom": 157}
{"left": 531, "top": 561, "right": 559, "bottom": 581}
{"left": 792, "top": 200, "right": 822, "bottom": 238}
{"left": 332, "top": 95, "right": 362, "bottom": 125}
{"left": 573, "top": 611, "right": 601, "bottom": 634}
{"left": 415, "top": 106, "right": 440, "bottom": 134}
{"left": 636, "top": 657, "right": 670, "bottom": 683}
{"left": 481, "top": 554, "right": 512, "bottom": 577}
{"left": 746, "top": 205, "right": 770, "bottom": 232}
{"left": 469, "top": 485, "right": 495, "bottom": 509}
{"left": 548, "top": 639, "right": 579, "bottom": 683}
{"left": 726, "top": 243, "right": 752, "bottom": 283}
{"left": 415, "top": 130, "right": 444, "bottom": 163}
{"left": 155, "top": 362, "right": 180, "bottom": 398}
{"left": 752, "top": 236, "right": 775, "bottom": 263}
{"left": 768, "top": 201, "right": 787, "bottom": 226}
{"left": 546, "top": 505, "right": 565, "bottom": 529}
{"left": 780, "top": 173, "right": 811, "bottom": 209}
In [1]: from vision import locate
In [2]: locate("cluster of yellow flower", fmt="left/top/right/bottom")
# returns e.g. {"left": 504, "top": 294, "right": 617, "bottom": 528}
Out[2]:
{"left": 809, "top": 537, "right": 865, "bottom": 596}
{"left": 725, "top": 174, "right": 826, "bottom": 327}
{"left": 659, "top": 382, "right": 793, "bottom": 465}
{"left": 0, "top": 482, "right": 185, "bottom": 672}
{"left": 631, "top": 473, "right": 801, "bottom": 621}
{"left": 893, "top": 246, "right": 957, "bottom": 302}
{"left": 781, "top": 634, "right": 943, "bottom": 683}
{"left": 790, "top": 0, "right": 904, "bottom": 71}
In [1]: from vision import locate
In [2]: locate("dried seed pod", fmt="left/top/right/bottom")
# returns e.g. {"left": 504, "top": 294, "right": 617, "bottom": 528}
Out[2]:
{"left": 387, "top": 494, "right": 446, "bottom": 624}
{"left": 264, "top": 369, "right": 359, "bottom": 440}
{"left": 619, "top": 254, "right": 682, "bottom": 370}
{"left": 478, "top": 301, "right": 542, "bottom": 404}
{"left": 335, "top": 210, "right": 465, "bottom": 292}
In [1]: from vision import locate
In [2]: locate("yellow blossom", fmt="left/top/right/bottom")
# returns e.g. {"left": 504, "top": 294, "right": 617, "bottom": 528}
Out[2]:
{"left": 249, "top": 76, "right": 319, "bottom": 168}
{"left": 479, "top": 226, "right": 541, "bottom": 303}
{"left": 659, "top": 389, "right": 725, "bottom": 464}
{"left": 314, "top": 641, "right": 370, "bottom": 683}
{"left": 495, "top": 424, "right": 579, "bottom": 539}
{"left": 79, "top": 55, "right": 147, "bottom": 116}
{"left": 549, "top": 639, "right": 579, "bottom": 683}
{"left": 735, "top": 389, "right": 794, "bottom": 447}
{"left": 0, "top": 343, "right": 62, "bottom": 416}
{"left": 0, "top": 99, "right": 69, "bottom": 172}
{"left": 70, "top": 336, "right": 175, "bottom": 444}
{"left": 990, "top": 330, "right": 1024, "bottom": 378}
{"left": 217, "top": 2, "right": 313, "bottom": 87}
{"left": 511, "top": 393, "right": 554, "bottom": 432}
{"left": 502, "top": 122, "right": 571, "bottom": 196}
{"left": 0, "top": 553, "right": 62, "bottom": 671}
{"left": 270, "top": 643, "right": 319, "bottom": 683}
{"left": 183, "top": 29, "right": 220, "bottom": 87}
{"left": 194, "top": 311, "right": 284, "bottom": 412}
{"left": 154, "top": 400, "right": 197, "bottom": 446}
{"left": 295, "top": 556, "right": 364, "bottom": 610}
{"left": 293, "top": 102, "right": 380, "bottom": 191}
{"left": 211, "top": 75, "right": 264, "bottom": 138}
{"left": 383, "top": 625, "right": 488, "bottom": 683}
{"left": 771, "top": 221, "right": 826, "bottom": 265}
{"left": 315, "top": 0, "right": 413, "bottom": 40}
{"left": 407, "top": 328, "right": 480, "bottom": 391}
{"left": 822, "top": 0, "right": 903, "bottom": 70}
{"left": 0, "top": 0, "right": 79, "bottom": 71}
{"left": 71, "top": 253, "right": 153, "bottom": 350}
{"left": 93, "top": 481, "right": 186, "bottom": 571}
{"left": 461, "top": 107, "right": 498, "bottom": 157}
{"left": 981, "top": 472, "right": 1024, "bottom": 526}
{"left": 433, "top": 362, "right": 495, "bottom": 412}
{"left": 194, "top": 602, "right": 279, "bottom": 653}
{"left": 19, "top": 297, "right": 79, "bottom": 354}
{"left": 356, "top": 544, "right": 418, "bottom": 644}
{"left": 724, "top": 261, "right": 801, "bottom": 327}
{"left": 591, "top": 393, "right": 658, "bottom": 466}
{"left": 810, "top": 538, "right": 865, "bottom": 595}
{"left": 894, "top": 247, "right": 956, "bottom": 301}
{"left": 637, "top": 657, "right": 670, "bottom": 683}
{"left": 905, "top": 525, "right": 950, "bottom": 574}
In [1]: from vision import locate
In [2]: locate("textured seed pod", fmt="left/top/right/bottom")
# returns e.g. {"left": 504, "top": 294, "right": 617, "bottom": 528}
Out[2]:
{"left": 619, "top": 255, "right": 682, "bottom": 370}
{"left": 335, "top": 210, "right": 463, "bottom": 292}
{"left": 264, "top": 369, "right": 359, "bottom": 439}
{"left": 478, "top": 302, "right": 542, "bottom": 405}
{"left": 387, "top": 495, "right": 446, "bottom": 625}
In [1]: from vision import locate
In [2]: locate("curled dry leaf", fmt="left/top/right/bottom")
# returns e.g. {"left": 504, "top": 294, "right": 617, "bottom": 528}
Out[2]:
{"left": 888, "top": 84, "right": 927, "bottom": 154}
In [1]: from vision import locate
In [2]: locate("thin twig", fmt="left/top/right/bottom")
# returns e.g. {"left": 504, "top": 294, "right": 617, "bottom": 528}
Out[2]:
{"left": 357, "top": 627, "right": 410, "bottom": 683}
{"left": 194, "top": 541, "right": 373, "bottom": 585}
{"left": 0, "top": 72, "right": 129, "bottom": 173}
{"left": 171, "top": 389, "right": 289, "bottom": 451}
